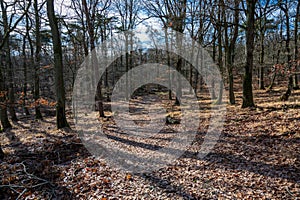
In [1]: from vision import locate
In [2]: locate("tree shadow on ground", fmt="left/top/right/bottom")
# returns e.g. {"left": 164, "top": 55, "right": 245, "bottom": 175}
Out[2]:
{"left": 104, "top": 130, "right": 300, "bottom": 184}
{"left": 0, "top": 125, "right": 90, "bottom": 199}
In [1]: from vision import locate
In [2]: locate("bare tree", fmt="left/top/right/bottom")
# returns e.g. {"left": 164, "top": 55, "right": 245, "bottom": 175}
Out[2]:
{"left": 0, "top": 0, "right": 30, "bottom": 155}
{"left": 82, "top": 0, "right": 110, "bottom": 117}
{"left": 0, "top": 0, "right": 20, "bottom": 121}
{"left": 0, "top": 0, "right": 30, "bottom": 127}
{"left": 115, "top": 0, "right": 140, "bottom": 101}
{"left": 21, "top": 10, "right": 31, "bottom": 116}
{"left": 213, "top": 0, "right": 224, "bottom": 105}
{"left": 223, "top": 0, "right": 240, "bottom": 104}
{"left": 242, "top": 0, "right": 257, "bottom": 108}
{"left": 257, "top": 0, "right": 271, "bottom": 90}
{"left": 144, "top": 0, "right": 173, "bottom": 99}
{"left": 279, "top": 0, "right": 293, "bottom": 101}
{"left": 33, "top": 0, "right": 43, "bottom": 119}
{"left": 293, "top": 0, "right": 299, "bottom": 89}
{"left": 186, "top": 0, "right": 211, "bottom": 95}
{"left": 46, "top": 0, "right": 69, "bottom": 128}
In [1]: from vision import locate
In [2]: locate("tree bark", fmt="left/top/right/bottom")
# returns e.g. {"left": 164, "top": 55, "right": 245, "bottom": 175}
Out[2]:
{"left": 0, "top": 1, "right": 13, "bottom": 129}
{"left": 82, "top": 0, "right": 105, "bottom": 117}
{"left": 47, "top": 0, "right": 69, "bottom": 128}
{"left": 34, "top": 0, "right": 43, "bottom": 119}
{"left": 258, "top": 3, "right": 266, "bottom": 90}
{"left": 259, "top": 32, "right": 265, "bottom": 90}
{"left": 22, "top": 25, "right": 30, "bottom": 116}
{"left": 0, "top": 145, "right": 4, "bottom": 159}
{"left": 258, "top": 1, "right": 271, "bottom": 90}
{"left": 279, "top": 1, "right": 293, "bottom": 101}
{"left": 225, "top": 0, "right": 239, "bottom": 104}
{"left": 242, "top": 0, "right": 256, "bottom": 108}
{"left": 293, "top": 0, "right": 299, "bottom": 89}
{"left": 215, "top": 0, "right": 224, "bottom": 105}
{"left": 1, "top": 0, "right": 17, "bottom": 121}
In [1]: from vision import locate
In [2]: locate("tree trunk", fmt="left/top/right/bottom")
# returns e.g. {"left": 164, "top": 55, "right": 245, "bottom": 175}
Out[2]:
{"left": 242, "top": 0, "right": 256, "bottom": 108}
{"left": 259, "top": 33, "right": 265, "bottom": 90}
{"left": 211, "top": 29, "right": 217, "bottom": 100}
{"left": 227, "top": 50, "right": 235, "bottom": 104}
{"left": 1, "top": 0, "right": 17, "bottom": 121}
{"left": 6, "top": 50, "right": 17, "bottom": 121}
{"left": 22, "top": 28, "right": 30, "bottom": 116}
{"left": 0, "top": 145, "right": 4, "bottom": 159}
{"left": 224, "top": 0, "right": 239, "bottom": 105}
{"left": 175, "top": 55, "right": 183, "bottom": 105}
{"left": 258, "top": 2, "right": 270, "bottom": 90}
{"left": 0, "top": 2, "right": 12, "bottom": 130}
{"left": 294, "top": 1, "right": 299, "bottom": 89}
{"left": 267, "top": 32, "right": 282, "bottom": 91}
{"left": 215, "top": 0, "right": 224, "bottom": 105}
{"left": 164, "top": 28, "right": 172, "bottom": 100}
{"left": 0, "top": 66, "right": 11, "bottom": 130}
{"left": 34, "top": 0, "right": 43, "bottom": 119}
{"left": 82, "top": 0, "right": 105, "bottom": 117}
{"left": 47, "top": 0, "right": 69, "bottom": 128}
{"left": 280, "top": 2, "right": 292, "bottom": 101}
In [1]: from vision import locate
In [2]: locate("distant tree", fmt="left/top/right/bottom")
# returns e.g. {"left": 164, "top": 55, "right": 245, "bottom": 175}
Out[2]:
{"left": 279, "top": 0, "right": 293, "bottom": 101}
{"left": 186, "top": 0, "right": 212, "bottom": 96}
{"left": 256, "top": 0, "right": 274, "bottom": 90}
{"left": 115, "top": 0, "right": 140, "bottom": 102}
{"left": 46, "top": 0, "right": 69, "bottom": 128}
{"left": 267, "top": 11, "right": 284, "bottom": 91}
{"left": 0, "top": 0, "right": 30, "bottom": 128}
{"left": 0, "top": 0, "right": 18, "bottom": 121}
{"left": 144, "top": 0, "right": 173, "bottom": 100}
{"left": 223, "top": 0, "right": 240, "bottom": 104}
{"left": 214, "top": 0, "right": 224, "bottom": 105}
{"left": 166, "top": 0, "right": 187, "bottom": 105}
{"left": 82, "top": 0, "right": 110, "bottom": 117}
{"left": 21, "top": 11, "right": 31, "bottom": 116}
{"left": 33, "top": 0, "right": 43, "bottom": 119}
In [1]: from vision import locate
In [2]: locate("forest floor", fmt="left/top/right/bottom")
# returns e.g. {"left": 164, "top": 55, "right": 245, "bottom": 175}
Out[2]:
{"left": 0, "top": 85, "right": 300, "bottom": 199}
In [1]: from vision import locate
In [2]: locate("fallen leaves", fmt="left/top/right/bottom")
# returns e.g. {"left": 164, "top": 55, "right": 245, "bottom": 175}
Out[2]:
{"left": 0, "top": 87, "right": 300, "bottom": 199}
